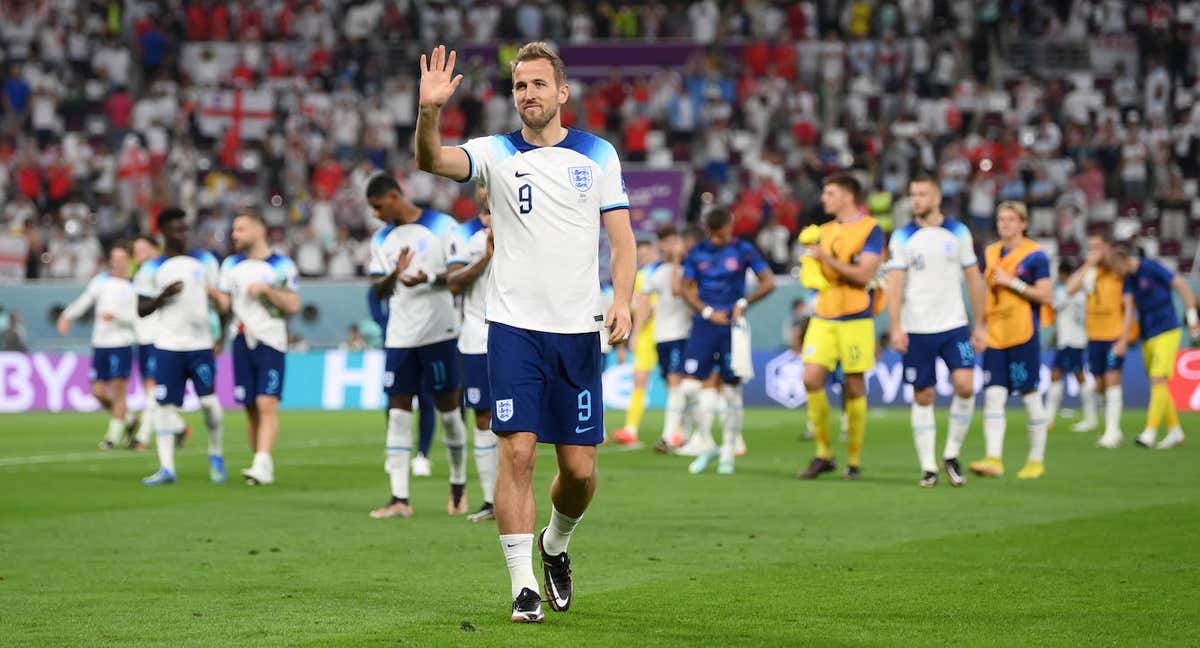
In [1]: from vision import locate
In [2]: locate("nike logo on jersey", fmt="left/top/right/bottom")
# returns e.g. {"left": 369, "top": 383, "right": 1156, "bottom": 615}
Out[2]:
{"left": 515, "top": 171, "right": 533, "bottom": 178}
{"left": 575, "top": 426, "right": 594, "bottom": 435}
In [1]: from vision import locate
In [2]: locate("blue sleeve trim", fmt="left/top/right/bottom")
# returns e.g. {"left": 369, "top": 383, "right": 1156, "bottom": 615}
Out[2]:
{"left": 600, "top": 203, "right": 630, "bottom": 214}
{"left": 961, "top": 260, "right": 978, "bottom": 269}
{"left": 446, "top": 258, "right": 470, "bottom": 266}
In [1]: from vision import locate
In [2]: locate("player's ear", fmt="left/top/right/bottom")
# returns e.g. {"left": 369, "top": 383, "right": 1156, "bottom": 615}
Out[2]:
{"left": 558, "top": 80, "right": 570, "bottom": 105}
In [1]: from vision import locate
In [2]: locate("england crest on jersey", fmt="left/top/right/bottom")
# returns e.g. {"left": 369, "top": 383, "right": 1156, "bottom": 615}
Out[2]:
{"left": 496, "top": 398, "right": 514, "bottom": 422}
{"left": 568, "top": 166, "right": 593, "bottom": 192}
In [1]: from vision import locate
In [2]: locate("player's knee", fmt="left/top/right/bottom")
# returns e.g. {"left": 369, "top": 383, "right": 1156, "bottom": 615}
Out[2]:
{"left": 435, "top": 391, "right": 461, "bottom": 412}
{"left": 199, "top": 394, "right": 223, "bottom": 426}
{"left": 474, "top": 411, "right": 492, "bottom": 430}
{"left": 558, "top": 458, "right": 595, "bottom": 486}
{"left": 913, "top": 388, "right": 935, "bottom": 406}
{"left": 953, "top": 386, "right": 975, "bottom": 400}
{"left": 253, "top": 395, "right": 277, "bottom": 414}
{"left": 91, "top": 381, "right": 107, "bottom": 400}
{"left": 388, "top": 393, "right": 413, "bottom": 410}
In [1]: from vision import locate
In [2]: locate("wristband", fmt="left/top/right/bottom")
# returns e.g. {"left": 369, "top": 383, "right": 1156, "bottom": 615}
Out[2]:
{"left": 736, "top": 298, "right": 749, "bottom": 311}
{"left": 1188, "top": 309, "right": 1199, "bottom": 328}
{"left": 1009, "top": 278, "right": 1028, "bottom": 294}
{"left": 701, "top": 306, "right": 714, "bottom": 320}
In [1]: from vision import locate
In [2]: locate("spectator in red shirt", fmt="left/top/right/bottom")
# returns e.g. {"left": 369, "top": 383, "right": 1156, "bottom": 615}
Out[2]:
{"left": 623, "top": 113, "right": 650, "bottom": 162}
{"left": 210, "top": 3, "right": 231, "bottom": 40}
{"left": 186, "top": 4, "right": 210, "bottom": 41}
{"left": 105, "top": 87, "right": 133, "bottom": 150}
{"left": 17, "top": 161, "right": 40, "bottom": 203}
{"left": 238, "top": 1, "right": 266, "bottom": 41}
{"left": 311, "top": 155, "right": 343, "bottom": 200}
{"left": 743, "top": 41, "right": 769, "bottom": 77}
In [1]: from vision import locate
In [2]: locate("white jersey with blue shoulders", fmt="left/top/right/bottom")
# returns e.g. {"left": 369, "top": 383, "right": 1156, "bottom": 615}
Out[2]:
{"left": 645, "top": 261, "right": 692, "bottom": 343}
{"left": 218, "top": 252, "right": 299, "bottom": 352}
{"left": 448, "top": 216, "right": 491, "bottom": 355}
{"left": 886, "top": 218, "right": 977, "bottom": 335}
{"left": 458, "top": 128, "right": 629, "bottom": 334}
{"left": 62, "top": 272, "right": 138, "bottom": 348}
{"left": 1053, "top": 284, "right": 1087, "bottom": 349}
{"left": 133, "top": 249, "right": 219, "bottom": 352}
{"left": 369, "top": 210, "right": 461, "bottom": 349}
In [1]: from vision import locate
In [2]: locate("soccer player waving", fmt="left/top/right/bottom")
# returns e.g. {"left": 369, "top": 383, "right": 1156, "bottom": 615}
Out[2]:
{"left": 970, "top": 202, "right": 1053, "bottom": 480}
{"left": 885, "top": 176, "right": 987, "bottom": 487}
{"left": 415, "top": 43, "right": 636, "bottom": 623}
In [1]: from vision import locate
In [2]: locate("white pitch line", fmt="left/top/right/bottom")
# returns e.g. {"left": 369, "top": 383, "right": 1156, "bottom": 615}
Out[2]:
{"left": 0, "top": 435, "right": 644, "bottom": 468}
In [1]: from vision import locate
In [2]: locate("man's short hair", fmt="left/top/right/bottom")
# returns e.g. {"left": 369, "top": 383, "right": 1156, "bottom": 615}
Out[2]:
{"left": 158, "top": 207, "right": 186, "bottom": 226}
{"left": 704, "top": 208, "right": 732, "bottom": 232}
{"left": 236, "top": 211, "right": 267, "bottom": 226}
{"left": 512, "top": 41, "right": 567, "bottom": 85}
{"left": 910, "top": 174, "right": 940, "bottom": 191}
{"left": 997, "top": 200, "right": 1028, "bottom": 222}
{"left": 134, "top": 234, "right": 158, "bottom": 247}
{"left": 656, "top": 224, "right": 678, "bottom": 240}
{"left": 1110, "top": 241, "right": 1136, "bottom": 258}
{"left": 1058, "top": 258, "right": 1077, "bottom": 275}
{"left": 365, "top": 174, "right": 402, "bottom": 199}
{"left": 824, "top": 173, "right": 863, "bottom": 204}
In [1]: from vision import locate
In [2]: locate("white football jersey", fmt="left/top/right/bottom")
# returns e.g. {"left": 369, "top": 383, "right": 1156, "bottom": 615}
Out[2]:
{"left": 62, "top": 272, "right": 138, "bottom": 348}
{"left": 1053, "top": 284, "right": 1087, "bottom": 349}
{"left": 218, "top": 252, "right": 299, "bottom": 352}
{"left": 368, "top": 210, "right": 461, "bottom": 349}
{"left": 459, "top": 128, "right": 629, "bottom": 334}
{"left": 886, "top": 218, "right": 978, "bottom": 335}
{"left": 448, "top": 217, "right": 491, "bottom": 355}
{"left": 645, "top": 261, "right": 692, "bottom": 343}
{"left": 133, "top": 250, "right": 219, "bottom": 352}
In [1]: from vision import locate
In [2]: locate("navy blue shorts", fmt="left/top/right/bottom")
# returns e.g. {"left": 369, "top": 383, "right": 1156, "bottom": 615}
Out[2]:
{"left": 1087, "top": 339, "right": 1125, "bottom": 376}
{"left": 384, "top": 339, "right": 461, "bottom": 396}
{"left": 137, "top": 344, "right": 157, "bottom": 381}
{"left": 91, "top": 346, "right": 133, "bottom": 381}
{"left": 154, "top": 348, "right": 216, "bottom": 406}
{"left": 1052, "top": 347, "right": 1085, "bottom": 374}
{"left": 656, "top": 339, "right": 687, "bottom": 381}
{"left": 982, "top": 338, "right": 1042, "bottom": 394}
{"left": 683, "top": 317, "right": 732, "bottom": 380}
{"left": 232, "top": 335, "right": 285, "bottom": 404}
{"left": 461, "top": 352, "right": 491, "bottom": 412}
{"left": 903, "top": 326, "right": 976, "bottom": 389}
{"left": 487, "top": 322, "right": 603, "bottom": 446}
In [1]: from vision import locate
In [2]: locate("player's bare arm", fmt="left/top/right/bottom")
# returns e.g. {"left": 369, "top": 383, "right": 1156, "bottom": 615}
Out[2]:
{"left": 138, "top": 280, "right": 183, "bottom": 317}
{"left": 1114, "top": 293, "right": 1136, "bottom": 357}
{"left": 809, "top": 245, "right": 881, "bottom": 287}
{"left": 371, "top": 248, "right": 415, "bottom": 300}
{"left": 963, "top": 264, "right": 988, "bottom": 351}
{"left": 605, "top": 208, "right": 636, "bottom": 344}
{"left": 886, "top": 267, "right": 908, "bottom": 354}
{"left": 446, "top": 250, "right": 492, "bottom": 296}
{"left": 414, "top": 44, "right": 470, "bottom": 181}
{"left": 630, "top": 290, "right": 652, "bottom": 343}
{"left": 208, "top": 286, "right": 231, "bottom": 315}
{"left": 735, "top": 268, "right": 775, "bottom": 320}
{"left": 248, "top": 283, "right": 301, "bottom": 316}
{"left": 1170, "top": 275, "right": 1200, "bottom": 337}
{"left": 990, "top": 269, "right": 1053, "bottom": 305}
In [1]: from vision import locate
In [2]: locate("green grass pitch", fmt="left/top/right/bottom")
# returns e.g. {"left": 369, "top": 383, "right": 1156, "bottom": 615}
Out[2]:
{"left": 1, "top": 407, "right": 1197, "bottom": 647}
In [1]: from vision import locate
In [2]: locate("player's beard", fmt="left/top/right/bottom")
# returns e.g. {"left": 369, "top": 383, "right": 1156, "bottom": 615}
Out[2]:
{"left": 519, "top": 101, "right": 558, "bottom": 130}
{"left": 912, "top": 205, "right": 931, "bottom": 222}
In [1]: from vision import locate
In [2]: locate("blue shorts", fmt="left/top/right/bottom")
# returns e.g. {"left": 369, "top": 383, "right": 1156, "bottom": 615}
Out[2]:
{"left": 656, "top": 339, "right": 687, "bottom": 380}
{"left": 683, "top": 317, "right": 733, "bottom": 381}
{"left": 1087, "top": 339, "right": 1125, "bottom": 376}
{"left": 232, "top": 335, "right": 285, "bottom": 404}
{"left": 137, "top": 344, "right": 157, "bottom": 381}
{"left": 384, "top": 339, "right": 461, "bottom": 396}
{"left": 91, "top": 346, "right": 133, "bottom": 381}
{"left": 903, "top": 326, "right": 976, "bottom": 389}
{"left": 461, "top": 352, "right": 492, "bottom": 412}
{"left": 154, "top": 348, "right": 216, "bottom": 406}
{"left": 1052, "top": 347, "right": 1085, "bottom": 374}
{"left": 982, "top": 338, "right": 1042, "bottom": 394}
{"left": 487, "top": 322, "right": 603, "bottom": 446}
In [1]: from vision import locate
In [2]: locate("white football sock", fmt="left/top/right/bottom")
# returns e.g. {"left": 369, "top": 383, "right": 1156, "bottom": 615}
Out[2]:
{"left": 542, "top": 506, "right": 582, "bottom": 556}
{"left": 911, "top": 403, "right": 937, "bottom": 473}
{"left": 944, "top": 395, "right": 974, "bottom": 459}
{"left": 662, "top": 385, "right": 684, "bottom": 441}
{"left": 680, "top": 379, "right": 702, "bottom": 439}
{"left": 104, "top": 417, "right": 124, "bottom": 444}
{"left": 499, "top": 533, "right": 539, "bottom": 598}
{"left": 252, "top": 451, "right": 273, "bottom": 473}
{"left": 385, "top": 408, "right": 413, "bottom": 500}
{"left": 1046, "top": 380, "right": 1064, "bottom": 422}
{"left": 135, "top": 399, "right": 156, "bottom": 444}
{"left": 154, "top": 404, "right": 181, "bottom": 473}
{"left": 199, "top": 394, "right": 223, "bottom": 457}
{"left": 440, "top": 408, "right": 467, "bottom": 486}
{"left": 473, "top": 425, "right": 498, "bottom": 504}
{"left": 1079, "top": 381, "right": 1097, "bottom": 426}
{"left": 983, "top": 386, "right": 1008, "bottom": 459}
{"left": 718, "top": 384, "right": 743, "bottom": 464}
{"left": 1105, "top": 385, "right": 1123, "bottom": 436}
{"left": 694, "top": 388, "right": 718, "bottom": 449}
{"left": 1023, "top": 391, "right": 1049, "bottom": 462}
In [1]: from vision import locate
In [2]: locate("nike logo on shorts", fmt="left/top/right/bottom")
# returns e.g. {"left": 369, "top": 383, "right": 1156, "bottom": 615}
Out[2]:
{"left": 575, "top": 426, "right": 594, "bottom": 435}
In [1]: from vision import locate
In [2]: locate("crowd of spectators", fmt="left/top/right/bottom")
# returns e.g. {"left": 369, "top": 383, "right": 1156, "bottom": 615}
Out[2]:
{"left": 2, "top": 0, "right": 1199, "bottom": 281}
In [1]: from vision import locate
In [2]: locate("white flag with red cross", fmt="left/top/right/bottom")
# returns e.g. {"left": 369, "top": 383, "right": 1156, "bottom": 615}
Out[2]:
{"left": 197, "top": 89, "right": 275, "bottom": 141}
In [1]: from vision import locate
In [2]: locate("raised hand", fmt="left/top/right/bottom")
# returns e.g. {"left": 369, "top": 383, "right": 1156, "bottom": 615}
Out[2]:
{"left": 419, "top": 45, "right": 464, "bottom": 110}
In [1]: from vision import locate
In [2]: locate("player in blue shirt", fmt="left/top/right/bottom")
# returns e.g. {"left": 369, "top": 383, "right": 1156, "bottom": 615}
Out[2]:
{"left": 679, "top": 208, "right": 775, "bottom": 475}
{"left": 1109, "top": 243, "right": 1200, "bottom": 449}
